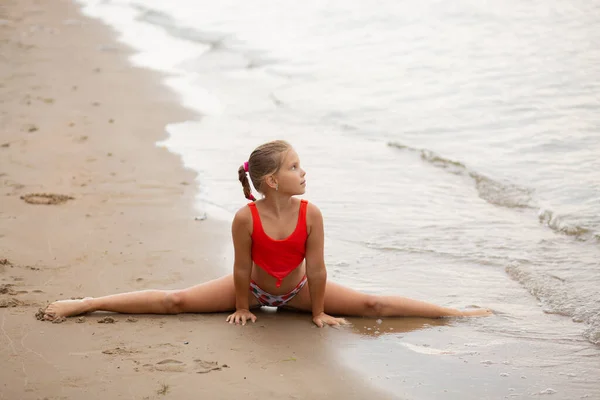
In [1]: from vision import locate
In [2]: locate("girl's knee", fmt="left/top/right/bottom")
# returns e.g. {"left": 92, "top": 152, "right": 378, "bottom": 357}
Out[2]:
{"left": 364, "top": 295, "right": 384, "bottom": 317}
{"left": 164, "top": 290, "right": 185, "bottom": 314}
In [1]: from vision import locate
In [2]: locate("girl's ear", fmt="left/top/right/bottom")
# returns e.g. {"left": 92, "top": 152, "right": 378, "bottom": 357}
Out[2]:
{"left": 265, "top": 175, "right": 278, "bottom": 190}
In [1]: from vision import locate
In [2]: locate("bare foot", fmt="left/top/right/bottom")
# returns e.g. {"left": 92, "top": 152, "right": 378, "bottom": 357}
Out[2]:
{"left": 460, "top": 308, "right": 493, "bottom": 317}
{"left": 43, "top": 297, "right": 94, "bottom": 320}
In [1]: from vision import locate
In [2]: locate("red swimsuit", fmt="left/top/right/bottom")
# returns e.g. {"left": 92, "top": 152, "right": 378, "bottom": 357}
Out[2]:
{"left": 248, "top": 200, "right": 308, "bottom": 287}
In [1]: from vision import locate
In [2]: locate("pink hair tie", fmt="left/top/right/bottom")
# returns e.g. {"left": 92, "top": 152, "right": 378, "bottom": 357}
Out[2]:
{"left": 243, "top": 161, "right": 249, "bottom": 172}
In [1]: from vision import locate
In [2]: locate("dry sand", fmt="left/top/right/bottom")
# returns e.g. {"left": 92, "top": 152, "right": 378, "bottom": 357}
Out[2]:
{"left": 0, "top": 1, "right": 393, "bottom": 398}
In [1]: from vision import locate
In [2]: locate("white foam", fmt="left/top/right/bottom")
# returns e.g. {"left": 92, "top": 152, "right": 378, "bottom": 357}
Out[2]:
{"left": 76, "top": 0, "right": 220, "bottom": 116}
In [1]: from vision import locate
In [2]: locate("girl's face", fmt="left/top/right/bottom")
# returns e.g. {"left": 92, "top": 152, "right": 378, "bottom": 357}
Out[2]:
{"left": 275, "top": 149, "right": 306, "bottom": 196}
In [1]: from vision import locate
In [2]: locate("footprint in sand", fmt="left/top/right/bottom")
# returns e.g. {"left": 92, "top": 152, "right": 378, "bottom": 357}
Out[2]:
{"left": 153, "top": 359, "right": 186, "bottom": 373}
{"left": 102, "top": 347, "right": 140, "bottom": 356}
{"left": 101, "top": 342, "right": 229, "bottom": 374}
{"left": 144, "top": 359, "right": 229, "bottom": 374}
{"left": 0, "top": 284, "right": 19, "bottom": 295}
{"left": 0, "top": 298, "right": 25, "bottom": 308}
{"left": 193, "top": 359, "right": 229, "bottom": 374}
{"left": 0, "top": 284, "right": 28, "bottom": 295}
{"left": 20, "top": 193, "right": 74, "bottom": 205}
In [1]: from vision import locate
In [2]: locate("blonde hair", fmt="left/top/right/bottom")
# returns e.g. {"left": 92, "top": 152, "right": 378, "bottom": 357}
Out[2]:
{"left": 238, "top": 140, "right": 292, "bottom": 201}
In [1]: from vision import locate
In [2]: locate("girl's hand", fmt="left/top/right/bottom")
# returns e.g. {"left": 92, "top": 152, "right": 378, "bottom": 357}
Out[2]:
{"left": 312, "top": 312, "right": 349, "bottom": 328}
{"left": 226, "top": 309, "right": 257, "bottom": 326}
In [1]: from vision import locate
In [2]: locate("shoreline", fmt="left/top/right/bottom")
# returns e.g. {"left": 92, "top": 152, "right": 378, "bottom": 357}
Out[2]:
{"left": 0, "top": 1, "right": 392, "bottom": 399}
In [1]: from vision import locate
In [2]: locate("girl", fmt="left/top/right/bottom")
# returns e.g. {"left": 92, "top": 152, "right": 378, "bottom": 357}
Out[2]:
{"left": 43, "top": 140, "right": 491, "bottom": 327}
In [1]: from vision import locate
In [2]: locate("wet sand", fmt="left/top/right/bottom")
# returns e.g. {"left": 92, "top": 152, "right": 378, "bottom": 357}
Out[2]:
{"left": 0, "top": 1, "right": 393, "bottom": 398}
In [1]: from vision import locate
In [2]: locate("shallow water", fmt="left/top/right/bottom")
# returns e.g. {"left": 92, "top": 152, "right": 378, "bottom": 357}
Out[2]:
{"left": 77, "top": 0, "right": 600, "bottom": 397}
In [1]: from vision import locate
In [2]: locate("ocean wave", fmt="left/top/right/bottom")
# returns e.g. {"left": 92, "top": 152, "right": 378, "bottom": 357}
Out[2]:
{"left": 131, "top": 3, "right": 280, "bottom": 69}
{"left": 132, "top": 4, "right": 231, "bottom": 49}
{"left": 388, "top": 141, "right": 599, "bottom": 242}
{"left": 387, "top": 142, "right": 534, "bottom": 209}
{"left": 538, "top": 209, "right": 599, "bottom": 242}
{"left": 506, "top": 261, "right": 600, "bottom": 346}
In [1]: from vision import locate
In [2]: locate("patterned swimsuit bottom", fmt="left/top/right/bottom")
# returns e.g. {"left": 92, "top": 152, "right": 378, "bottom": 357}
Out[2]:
{"left": 249, "top": 276, "right": 308, "bottom": 307}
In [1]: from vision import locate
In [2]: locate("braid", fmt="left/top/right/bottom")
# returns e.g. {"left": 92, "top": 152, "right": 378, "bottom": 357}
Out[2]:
{"left": 238, "top": 165, "right": 256, "bottom": 201}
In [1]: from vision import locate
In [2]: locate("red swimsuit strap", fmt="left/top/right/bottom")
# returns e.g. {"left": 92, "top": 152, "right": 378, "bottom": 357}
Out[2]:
{"left": 247, "top": 202, "right": 263, "bottom": 236}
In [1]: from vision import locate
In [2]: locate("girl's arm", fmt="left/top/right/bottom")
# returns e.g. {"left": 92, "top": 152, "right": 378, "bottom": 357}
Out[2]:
{"left": 305, "top": 203, "right": 327, "bottom": 318}
{"left": 228, "top": 207, "right": 256, "bottom": 325}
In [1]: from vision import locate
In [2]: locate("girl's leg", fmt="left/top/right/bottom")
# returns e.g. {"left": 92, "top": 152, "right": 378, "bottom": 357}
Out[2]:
{"left": 44, "top": 274, "right": 260, "bottom": 319}
{"left": 285, "top": 280, "right": 491, "bottom": 318}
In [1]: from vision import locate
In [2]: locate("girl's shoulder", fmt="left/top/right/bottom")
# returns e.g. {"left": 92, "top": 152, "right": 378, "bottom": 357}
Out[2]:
{"left": 304, "top": 200, "right": 323, "bottom": 222}
{"left": 233, "top": 203, "right": 253, "bottom": 227}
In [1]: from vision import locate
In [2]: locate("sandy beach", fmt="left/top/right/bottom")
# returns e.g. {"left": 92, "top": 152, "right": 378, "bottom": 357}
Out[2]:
{"left": 0, "top": 1, "right": 391, "bottom": 398}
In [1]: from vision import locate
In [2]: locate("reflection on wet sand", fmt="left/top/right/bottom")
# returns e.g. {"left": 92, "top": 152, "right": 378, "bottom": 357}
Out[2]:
{"left": 345, "top": 316, "right": 450, "bottom": 338}
{"left": 278, "top": 305, "right": 450, "bottom": 337}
